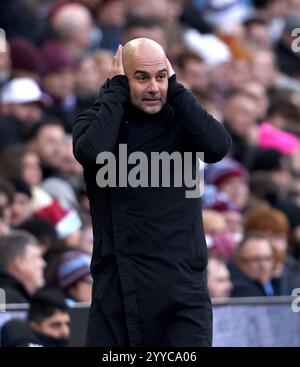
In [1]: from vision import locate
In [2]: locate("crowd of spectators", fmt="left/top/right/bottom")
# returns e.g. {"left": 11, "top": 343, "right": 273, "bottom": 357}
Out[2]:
{"left": 1, "top": 0, "right": 300, "bottom": 346}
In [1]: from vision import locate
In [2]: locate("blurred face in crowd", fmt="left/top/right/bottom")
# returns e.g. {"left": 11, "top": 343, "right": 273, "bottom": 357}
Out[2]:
{"left": 97, "top": 0, "right": 125, "bottom": 27}
{"left": 223, "top": 94, "right": 258, "bottom": 138}
{"left": 237, "top": 238, "right": 275, "bottom": 284}
{"left": 10, "top": 193, "right": 33, "bottom": 227}
{"left": 93, "top": 51, "right": 114, "bottom": 85}
{"left": 245, "top": 23, "right": 270, "bottom": 48}
{"left": 207, "top": 257, "right": 233, "bottom": 298}
{"left": 42, "top": 69, "right": 74, "bottom": 100}
{"left": 226, "top": 60, "right": 251, "bottom": 90}
{"left": 22, "top": 151, "right": 42, "bottom": 186}
{"left": 75, "top": 56, "right": 99, "bottom": 95}
{"left": 1, "top": 102, "right": 42, "bottom": 125}
{"left": 0, "top": 193, "right": 12, "bottom": 226}
{"left": 179, "top": 59, "right": 209, "bottom": 93}
{"left": 0, "top": 43, "right": 10, "bottom": 81}
{"left": 68, "top": 275, "right": 92, "bottom": 303}
{"left": 123, "top": 26, "right": 167, "bottom": 50}
{"left": 10, "top": 243, "right": 46, "bottom": 294}
{"left": 218, "top": 177, "right": 249, "bottom": 210}
{"left": 59, "top": 139, "right": 82, "bottom": 178}
{"left": 30, "top": 311, "right": 70, "bottom": 340}
{"left": 30, "top": 124, "right": 65, "bottom": 168}
{"left": 123, "top": 39, "right": 168, "bottom": 114}
{"left": 51, "top": 4, "right": 93, "bottom": 50}
{"left": 240, "top": 81, "right": 269, "bottom": 120}
{"left": 251, "top": 50, "right": 278, "bottom": 89}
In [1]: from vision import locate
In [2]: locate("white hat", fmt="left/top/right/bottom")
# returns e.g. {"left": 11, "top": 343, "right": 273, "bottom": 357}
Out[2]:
{"left": 183, "top": 29, "right": 232, "bottom": 68}
{"left": 0, "top": 77, "right": 45, "bottom": 105}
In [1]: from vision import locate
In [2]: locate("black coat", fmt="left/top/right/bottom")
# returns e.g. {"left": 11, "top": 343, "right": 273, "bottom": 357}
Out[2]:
{"left": 73, "top": 75, "right": 231, "bottom": 347}
{"left": 0, "top": 271, "right": 31, "bottom": 304}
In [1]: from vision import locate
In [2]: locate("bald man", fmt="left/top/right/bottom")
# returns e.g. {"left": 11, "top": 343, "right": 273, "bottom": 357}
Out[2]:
{"left": 73, "top": 38, "right": 231, "bottom": 347}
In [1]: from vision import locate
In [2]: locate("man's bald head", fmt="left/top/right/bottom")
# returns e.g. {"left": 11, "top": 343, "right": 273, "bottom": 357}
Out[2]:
{"left": 121, "top": 38, "right": 169, "bottom": 114}
{"left": 122, "top": 38, "right": 166, "bottom": 74}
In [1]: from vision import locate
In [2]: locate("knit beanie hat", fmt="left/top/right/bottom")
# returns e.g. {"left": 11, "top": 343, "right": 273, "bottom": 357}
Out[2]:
{"left": 205, "top": 157, "right": 247, "bottom": 187}
{"left": 58, "top": 250, "right": 91, "bottom": 290}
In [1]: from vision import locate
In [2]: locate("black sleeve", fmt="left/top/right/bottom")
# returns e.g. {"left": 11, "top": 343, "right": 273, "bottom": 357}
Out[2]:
{"left": 72, "top": 75, "right": 130, "bottom": 166}
{"left": 167, "top": 75, "right": 231, "bottom": 163}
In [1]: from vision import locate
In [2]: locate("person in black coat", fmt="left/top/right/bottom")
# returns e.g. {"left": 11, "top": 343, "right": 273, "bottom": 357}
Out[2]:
{"left": 73, "top": 38, "right": 231, "bottom": 347}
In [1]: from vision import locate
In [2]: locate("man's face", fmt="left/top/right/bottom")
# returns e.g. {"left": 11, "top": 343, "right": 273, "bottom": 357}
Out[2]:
{"left": 32, "top": 311, "right": 70, "bottom": 339}
{"left": 16, "top": 244, "right": 46, "bottom": 294}
{"left": 125, "top": 50, "right": 168, "bottom": 114}
{"left": 10, "top": 103, "right": 41, "bottom": 125}
{"left": 10, "top": 193, "right": 33, "bottom": 227}
{"left": 208, "top": 258, "right": 233, "bottom": 298}
{"left": 31, "top": 125, "right": 65, "bottom": 167}
{"left": 238, "top": 238, "right": 275, "bottom": 284}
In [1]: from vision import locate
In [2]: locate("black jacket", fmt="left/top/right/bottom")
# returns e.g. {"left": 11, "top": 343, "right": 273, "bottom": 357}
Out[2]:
{"left": 0, "top": 271, "right": 31, "bottom": 304}
{"left": 73, "top": 74, "right": 231, "bottom": 347}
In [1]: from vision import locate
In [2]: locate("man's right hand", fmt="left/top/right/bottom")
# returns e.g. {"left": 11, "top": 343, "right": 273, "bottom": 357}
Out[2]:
{"left": 110, "top": 45, "right": 125, "bottom": 79}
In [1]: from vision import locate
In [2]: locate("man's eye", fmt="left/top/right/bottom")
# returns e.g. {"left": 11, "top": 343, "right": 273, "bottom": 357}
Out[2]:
{"left": 157, "top": 74, "right": 166, "bottom": 80}
{"left": 138, "top": 75, "right": 147, "bottom": 81}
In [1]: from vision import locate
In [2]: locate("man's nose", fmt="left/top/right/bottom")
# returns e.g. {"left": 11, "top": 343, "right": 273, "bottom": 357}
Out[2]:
{"left": 147, "top": 78, "right": 159, "bottom": 94}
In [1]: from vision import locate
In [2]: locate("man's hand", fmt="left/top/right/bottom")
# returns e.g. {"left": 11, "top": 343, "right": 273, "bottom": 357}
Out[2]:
{"left": 110, "top": 44, "right": 125, "bottom": 79}
{"left": 166, "top": 58, "right": 175, "bottom": 77}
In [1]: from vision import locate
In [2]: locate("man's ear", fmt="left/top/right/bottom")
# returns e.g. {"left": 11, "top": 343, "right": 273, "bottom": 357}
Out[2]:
{"left": 29, "top": 320, "right": 42, "bottom": 333}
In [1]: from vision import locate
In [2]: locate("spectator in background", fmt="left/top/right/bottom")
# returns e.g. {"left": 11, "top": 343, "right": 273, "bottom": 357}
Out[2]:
{"left": 243, "top": 17, "right": 270, "bottom": 48}
{"left": 18, "top": 216, "right": 58, "bottom": 256}
{"left": 0, "top": 230, "right": 46, "bottom": 303}
{"left": 229, "top": 234, "right": 283, "bottom": 297}
{"left": 1, "top": 289, "right": 70, "bottom": 347}
{"left": 0, "top": 178, "right": 14, "bottom": 231}
{"left": 28, "top": 289, "right": 71, "bottom": 347}
{"left": 251, "top": 148, "right": 292, "bottom": 199}
{"left": 41, "top": 41, "right": 76, "bottom": 133}
{"left": 239, "top": 81, "right": 269, "bottom": 121}
{"left": 244, "top": 205, "right": 300, "bottom": 293}
{"left": 9, "top": 177, "right": 33, "bottom": 227}
{"left": 55, "top": 250, "right": 92, "bottom": 303}
{"left": 207, "top": 254, "right": 233, "bottom": 299}
{"left": 74, "top": 54, "right": 100, "bottom": 112}
{"left": 250, "top": 47, "right": 279, "bottom": 90}
{"left": 9, "top": 37, "right": 43, "bottom": 81}
{"left": 176, "top": 50, "right": 209, "bottom": 94}
{"left": 0, "top": 77, "right": 45, "bottom": 152}
{"left": 0, "top": 145, "right": 42, "bottom": 187}
{"left": 203, "top": 209, "right": 239, "bottom": 261}
{"left": 58, "top": 135, "right": 83, "bottom": 191}
{"left": 49, "top": 2, "right": 94, "bottom": 60}
{"left": 122, "top": 16, "right": 168, "bottom": 50}
{"left": 0, "top": 39, "right": 11, "bottom": 89}
{"left": 222, "top": 91, "right": 258, "bottom": 166}
{"left": 92, "top": 49, "right": 114, "bottom": 86}
{"left": 205, "top": 156, "right": 249, "bottom": 211}
{"left": 96, "top": 0, "right": 127, "bottom": 51}
{"left": 28, "top": 118, "right": 65, "bottom": 179}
